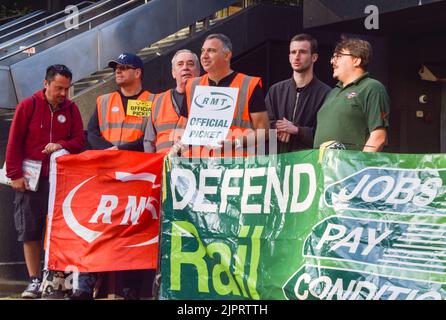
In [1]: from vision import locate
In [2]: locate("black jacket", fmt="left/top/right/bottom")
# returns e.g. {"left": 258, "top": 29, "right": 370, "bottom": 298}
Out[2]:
{"left": 266, "top": 76, "right": 330, "bottom": 153}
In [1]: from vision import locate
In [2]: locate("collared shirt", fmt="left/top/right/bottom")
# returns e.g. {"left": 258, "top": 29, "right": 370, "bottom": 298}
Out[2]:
{"left": 313, "top": 72, "right": 390, "bottom": 150}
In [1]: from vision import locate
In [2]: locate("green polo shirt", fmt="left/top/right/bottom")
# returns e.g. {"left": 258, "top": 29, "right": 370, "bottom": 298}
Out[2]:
{"left": 313, "top": 72, "right": 390, "bottom": 150}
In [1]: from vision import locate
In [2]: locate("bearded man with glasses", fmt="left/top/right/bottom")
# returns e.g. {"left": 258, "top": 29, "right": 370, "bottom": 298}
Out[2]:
{"left": 314, "top": 37, "right": 390, "bottom": 152}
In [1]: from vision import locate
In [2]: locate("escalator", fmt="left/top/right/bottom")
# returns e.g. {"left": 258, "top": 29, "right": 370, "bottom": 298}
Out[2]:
{"left": 0, "top": 10, "right": 50, "bottom": 37}
{"left": 0, "top": 0, "right": 242, "bottom": 109}
{"left": 0, "top": 2, "right": 93, "bottom": 43}
{"left": 0, "top": 0, "right": 145, "bottom": 65}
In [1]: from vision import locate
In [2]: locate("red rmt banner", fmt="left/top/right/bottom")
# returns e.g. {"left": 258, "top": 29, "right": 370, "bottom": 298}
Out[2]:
{"left": 45, "top": 150, "right": 164, "bottom": 272}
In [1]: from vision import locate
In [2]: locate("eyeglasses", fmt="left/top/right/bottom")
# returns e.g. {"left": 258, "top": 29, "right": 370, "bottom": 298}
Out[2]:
{"left": 114, "top": 64, "right": 137, "bottom": 71}
{"left": 331, "top": 53, "right": 356, "bottom": 60}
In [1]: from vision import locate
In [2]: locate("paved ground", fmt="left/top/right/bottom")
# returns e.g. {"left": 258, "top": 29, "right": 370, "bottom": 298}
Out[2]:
{"left": 0, "top": 278, "right": 27, "bottom": 299}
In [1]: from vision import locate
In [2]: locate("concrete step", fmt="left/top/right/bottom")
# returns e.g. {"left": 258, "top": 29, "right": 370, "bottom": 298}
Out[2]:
{"left": 0, "top": 278, "right": 27, "bottom": 299}
{"left": 0, "top": 109, "right": 15, "bottom": 116}
{"left": 83, "top": 73, "right": 111, "bottom": 81}
{"left": 94, "top": 68, "right": 114, "bottom": 75}
{"left": 139, "top": 43, "right": 177, "bottom": 57}
{"left": 73, "top": 82, "right": 104, "bottom": 96}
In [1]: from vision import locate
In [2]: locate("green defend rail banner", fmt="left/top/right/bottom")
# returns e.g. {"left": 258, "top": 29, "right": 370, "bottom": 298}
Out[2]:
{"left": 159, "top": 150, "right": 446, "bottom": 300}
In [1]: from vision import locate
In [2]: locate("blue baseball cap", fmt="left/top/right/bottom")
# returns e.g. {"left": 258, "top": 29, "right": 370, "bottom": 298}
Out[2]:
{"left": 108, "top": 53, "right": 144, "bottom": 70}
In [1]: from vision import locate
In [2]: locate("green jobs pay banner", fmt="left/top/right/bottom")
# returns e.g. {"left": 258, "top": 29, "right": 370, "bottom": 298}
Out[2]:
{"left": 159, "top": 150, "right": 446, "bottom": 300}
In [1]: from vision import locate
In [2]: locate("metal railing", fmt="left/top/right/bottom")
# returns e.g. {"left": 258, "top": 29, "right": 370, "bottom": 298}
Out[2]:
{"left": 0, "top": 0, "right": 143, "bottom": 61}
{"left": 0, "top": 10, "right": 47, "bottom": 34}
{"left": 0, "top": 1, "right": 94, "bottom": 43}
{"left": 0, "top": 0, "right": 242, "bottom": 108}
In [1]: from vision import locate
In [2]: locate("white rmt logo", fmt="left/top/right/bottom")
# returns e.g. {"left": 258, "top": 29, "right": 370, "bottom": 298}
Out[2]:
{"left": 62, "top": 172, "right": 160, "bottom": 247}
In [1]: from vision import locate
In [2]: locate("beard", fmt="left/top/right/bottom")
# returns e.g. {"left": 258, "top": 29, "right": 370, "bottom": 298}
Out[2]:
{"left": 115, "top": 77, "right": 129, "bottom": 87}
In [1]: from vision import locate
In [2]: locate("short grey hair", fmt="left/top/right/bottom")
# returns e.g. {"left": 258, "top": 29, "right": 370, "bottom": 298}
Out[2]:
{"left": 204, "top": 33, "right": 232, "bottom": 52}
{"left": 171, "top": 49, "right": 199, "bottom": 68}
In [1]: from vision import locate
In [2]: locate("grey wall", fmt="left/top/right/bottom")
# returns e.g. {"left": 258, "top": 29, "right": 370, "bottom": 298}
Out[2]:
{"left": 303, "top": 0, "right": 444, "bottom": 28}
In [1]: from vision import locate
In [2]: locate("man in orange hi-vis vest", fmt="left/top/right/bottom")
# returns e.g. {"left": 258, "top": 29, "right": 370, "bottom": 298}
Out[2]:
{"left": 87, "top": 53, "right": 155, "bottom": 151}
{"left": 79, "top": 53, "right": 155, "bottom": 300}
{"left": 172, "top": 34, "right": 270, "bottom": 158}
{"left": 143, "top": 49, "right": 200, "bottom": 154}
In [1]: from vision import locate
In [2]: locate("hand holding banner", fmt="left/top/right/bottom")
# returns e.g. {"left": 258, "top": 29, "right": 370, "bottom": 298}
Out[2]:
{"left": 181, "top": 85, "right": 239, "bottom": 147}
{"left": 45, "top": 150, "right": 164, "bottom": 272}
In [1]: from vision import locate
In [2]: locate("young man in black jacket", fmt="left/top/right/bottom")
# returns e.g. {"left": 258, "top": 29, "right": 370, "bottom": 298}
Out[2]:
{"left": 266, "top": 34, "right": 330, "bottom": 153}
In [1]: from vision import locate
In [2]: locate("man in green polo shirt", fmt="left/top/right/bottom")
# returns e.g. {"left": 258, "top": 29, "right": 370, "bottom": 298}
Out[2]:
{"left": 314, "top": 38, "right": 389, "bottom": 152}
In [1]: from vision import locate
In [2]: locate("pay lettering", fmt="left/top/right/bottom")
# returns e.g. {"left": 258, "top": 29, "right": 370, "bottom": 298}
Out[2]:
{"left": 315, "top": 223, "right": 392, "bottom": 255}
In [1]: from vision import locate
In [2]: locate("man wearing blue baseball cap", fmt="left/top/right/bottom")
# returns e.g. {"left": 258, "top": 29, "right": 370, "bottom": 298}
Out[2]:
{"left": 108, "top": 52, "right": 145, "bottom": 71}
{"left": 87, "top": 52, "right": 155, "bottom": 151}
{"left": 78, "top": 53, "right": 156, "bottom": 300}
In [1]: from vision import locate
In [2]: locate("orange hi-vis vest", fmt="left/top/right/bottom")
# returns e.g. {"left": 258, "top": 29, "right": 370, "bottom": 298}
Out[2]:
{"left": 151, "top": 89, "right": 180, "bottom": 153}
{"left": 97, "top": 91, "right": 155, "bottom": 145}
{"left": 184, "top": 72, "right": 261, "bottom": 157}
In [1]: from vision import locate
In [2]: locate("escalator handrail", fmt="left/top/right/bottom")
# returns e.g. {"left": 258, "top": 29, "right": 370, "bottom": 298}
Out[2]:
{"left": 0, "top": 0, "right": 122, "bottom": 50}
{"left": 0, "top": 10, "right": 47, "bottom": 32}
{"left": 0, "top": 0, "right": 143, "bottom": 61}
{"left": 0, "top": 1, "right": 94, "bottom": 42}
